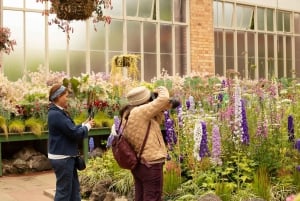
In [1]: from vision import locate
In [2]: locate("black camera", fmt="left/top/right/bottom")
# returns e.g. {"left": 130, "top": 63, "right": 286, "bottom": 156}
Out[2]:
{"left": 150, "top": 92, "right": 180, "bottom": 109}
{"left": 169, "top": 98, "right": 181, "bottom": 109}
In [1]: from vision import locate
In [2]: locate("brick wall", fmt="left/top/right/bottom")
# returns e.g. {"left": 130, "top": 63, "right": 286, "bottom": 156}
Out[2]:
{"left": 190, "top": 0, "right": 215, "bottom": 75}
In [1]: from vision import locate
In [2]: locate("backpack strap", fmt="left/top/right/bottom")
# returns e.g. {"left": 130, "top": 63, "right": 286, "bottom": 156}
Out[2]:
{"left": 137, "top": 121, "right": 151, "bottom": 160}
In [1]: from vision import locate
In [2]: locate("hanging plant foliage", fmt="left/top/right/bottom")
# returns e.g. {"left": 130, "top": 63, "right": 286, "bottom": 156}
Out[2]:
{"left": 51, "top": 0, "right": 96, "bottom": 21}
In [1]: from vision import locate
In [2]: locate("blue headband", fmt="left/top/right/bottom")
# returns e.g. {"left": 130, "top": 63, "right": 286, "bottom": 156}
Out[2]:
{"left": 50, "top": 85, "right": 66, "bottom": 101}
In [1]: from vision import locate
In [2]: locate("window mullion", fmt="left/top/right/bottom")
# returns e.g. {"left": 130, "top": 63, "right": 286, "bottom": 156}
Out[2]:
{"left": 140, "top": 22, "right": 144, "bottom": 81}
{"left": 283, "top": 35, "right": 286, "bottom": 77}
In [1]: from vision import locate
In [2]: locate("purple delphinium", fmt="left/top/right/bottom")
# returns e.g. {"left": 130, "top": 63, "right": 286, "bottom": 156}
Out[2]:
{"left": 241, "top": 99, "right": 249, "bottom": 145}
{"left": 288, "top": 115, "right": 295, "bottom": 142}
{"left": 211, "top": 124, "right": 222, "bottom": 165}
{"left": 199, "top": 121, "right": 210, "bottom": 158}
{"left": 164, "top": 110, "right": 177, "bottom": 150}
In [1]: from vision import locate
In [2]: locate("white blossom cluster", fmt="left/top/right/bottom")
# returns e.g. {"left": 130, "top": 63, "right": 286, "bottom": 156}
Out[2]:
{"left": 193, "top": 120, "right": 203, "bottom": 161}
{"left": 233, "top": 78, "right": 243, "bottom": 146}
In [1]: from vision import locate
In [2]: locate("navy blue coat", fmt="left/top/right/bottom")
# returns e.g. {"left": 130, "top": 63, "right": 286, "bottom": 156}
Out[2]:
{"left": 48, "top": 103, "right": 88, "bottom": 156}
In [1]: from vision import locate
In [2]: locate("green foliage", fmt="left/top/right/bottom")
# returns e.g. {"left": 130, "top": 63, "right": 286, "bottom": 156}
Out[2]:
{"left": 163, "top": 161, "right": 182, "bottom": 196}
{"left": 252, "top": 166, "right": 271, "bottom": 200}
{"left": 0, "top": 115, "right": 8, "bottom": 137}
{"left": 24, "top": 117, "right": 44, "bottom": 136}
{"left": 8, "top": 119, "right": 25, "bottom": 134}
{"left": 79, "top": 150, "right": 134, "bottom": 198}
{"left": 215, "top": 182, "right": 234, "bottom": 201}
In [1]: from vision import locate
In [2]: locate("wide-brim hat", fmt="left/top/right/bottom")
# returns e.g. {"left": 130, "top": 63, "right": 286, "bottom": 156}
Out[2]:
{"left": 126, "top": 86, "right": 151, "bottom": 106}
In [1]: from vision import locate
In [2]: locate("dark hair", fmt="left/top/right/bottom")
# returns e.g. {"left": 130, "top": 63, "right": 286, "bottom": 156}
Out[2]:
{"left": 49, "top": 84, "right": 68, "bottom": 102}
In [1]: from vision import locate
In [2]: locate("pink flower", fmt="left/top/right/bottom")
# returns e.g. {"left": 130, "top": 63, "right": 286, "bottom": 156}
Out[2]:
{"left": 286, "top": 194, "right": 296, "bottom": 201}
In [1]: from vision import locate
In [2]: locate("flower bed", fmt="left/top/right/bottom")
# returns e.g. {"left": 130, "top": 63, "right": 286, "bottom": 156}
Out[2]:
{"left": 1, "top": 67, "right": 300, "bottom": 200}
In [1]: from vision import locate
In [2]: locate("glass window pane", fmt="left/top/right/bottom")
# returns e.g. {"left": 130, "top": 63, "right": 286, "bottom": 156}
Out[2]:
{"left": 3, "top": 0, "right": 22, "bottom": 8}
{"left": 69, "top": 21, "right": 86, "bottom": 50}
{"left": 26, "top": 0, "right": 44, "bottom": 10}
{"left": 3, "top": 10, "right": 24, "bottom": 81}
{"left": 214, "top": 30, "right": 223, "bottom": 76}
{"left": 175, "top": 54, "right": 186, "bottom": 76}
{"left": 161, "top": 54, "right": 172, "bottom": 75}
{"left": 213, "top": 1, "right": 222, "bottom": 27}
{"left": 160, "top": 0, "right": 172, "bottom": 21}
{"left": 277, "top": 12, "right": 283, "bottom": 31}
{"left": 108, "top": 20, "right": 123, "bottom": 51}
{"left": 126, "top": 0, "right": 138, "bottom": 16}
{"left": 277, "top": 36, "right": 284, "bottom": 78}
{"left": 247, "top": 32, "right": 255, "bottom": 79}
{"left": 267, "top": 9, "right": 274, "bottom": 32}
{"left": 295, "top": 37, "right": 300, "bottom": 78}
{"left": 49, "top": 50, "right": 67, "bottom": 72}
{"left": 258, "top": 34, "right": 265, "bottom": 79}
{"left": 236, "top": 5, "right": 254, "bottom": 29}
{"left": 91, "top": 51, "right": 106, "bottom": 73}
{"left": 175, "top": 34, "right": 187, "bottom": 75}
{"left": 175, "top": 26, "right": 187, "bottom": 54}
{"left": 295, "top": 13, "right": 300, "bottom": 34}
{"left": 286, "top": 37, "right": 292, "bottom": 77}
{"left": 138, "top": 0, "right": 154, "bottom": 18}
{"left": 127, "top": 21, "right": 141, "bottom": 52}
{"left": 224, "top": 3, "right": 234, "bottom": 27}
{"left": 109, "top": 0, "right": 122, "bottom": 17}
{"left": 174, "top": 0, "right": 186, "bottom": 23}
{"left": 144, "top": 53, "right": 156, "bottom": 81}
{"left": 225, "top": 31, "right": 234, "bottom": 72}
{"left": 144, "top": 23, "right": 156, "bottom": 53}
{"left": 267, "top": 35, "right": 275, "bottom": 78}
{"left": 284, "top": 13, "right": 290, "bottom": 32}
{"left": 26, "top": 12, "right": 45, "bottom": 73}
{"left": 49, "top": 19, "right": 67, "bottom": 72}
{"left": 257, "top": 8, "right": 265, "bottom": 31}
{"left": 160, "top": 24, "right": 172, "bottom": 53}
{"left": 237, "top": 32, "right": 245, "bottom": 78}
{"left": 90, "top": 21, "right": 106, "bottom": 50}
{"left": 70, "top": 51, "right": 86, "bottom": 76}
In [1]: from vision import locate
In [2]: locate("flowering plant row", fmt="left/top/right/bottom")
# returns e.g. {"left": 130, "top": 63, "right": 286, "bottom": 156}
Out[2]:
{"left": 1, "top": 66, "right": 300, "bottom": 199}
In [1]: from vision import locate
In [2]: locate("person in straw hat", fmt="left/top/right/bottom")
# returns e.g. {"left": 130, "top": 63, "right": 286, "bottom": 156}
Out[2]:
{"left": 117, "top": 85, "right": 173, "bottom": 201}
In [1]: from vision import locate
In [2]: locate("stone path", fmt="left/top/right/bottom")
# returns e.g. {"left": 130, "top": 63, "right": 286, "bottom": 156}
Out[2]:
{"left": 0, "top": 170, "right": 55, "bottom": 201}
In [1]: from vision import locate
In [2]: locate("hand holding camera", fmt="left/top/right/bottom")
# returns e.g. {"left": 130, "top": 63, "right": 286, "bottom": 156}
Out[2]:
{"left": 150, "top": 91, "right": 181, "bottom": 109}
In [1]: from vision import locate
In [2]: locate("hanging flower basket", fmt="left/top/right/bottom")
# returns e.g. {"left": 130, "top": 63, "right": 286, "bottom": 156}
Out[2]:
{"left": 51, "top": 0, "right": 96, "bottom": 21}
